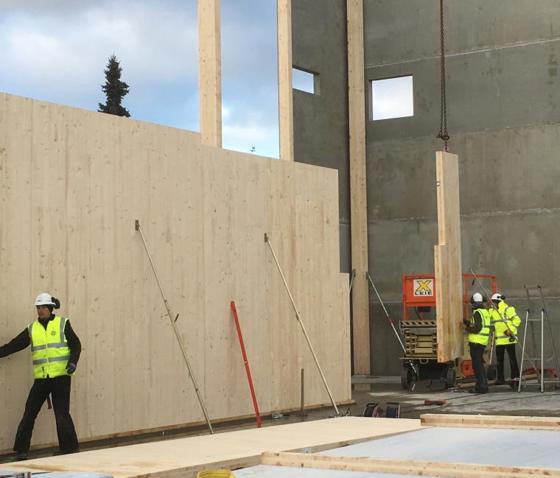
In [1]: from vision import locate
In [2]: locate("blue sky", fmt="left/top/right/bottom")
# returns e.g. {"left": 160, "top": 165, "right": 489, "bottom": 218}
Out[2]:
{"left": 0, "top": 0, "right": 281, "bottom": 158}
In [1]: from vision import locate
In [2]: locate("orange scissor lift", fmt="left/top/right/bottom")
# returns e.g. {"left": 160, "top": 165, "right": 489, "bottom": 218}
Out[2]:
{"left": 400, "top": 273, "right": 497, "bottom": 390}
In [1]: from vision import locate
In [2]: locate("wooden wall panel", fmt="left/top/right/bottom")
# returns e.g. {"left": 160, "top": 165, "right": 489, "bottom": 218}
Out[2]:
{"left": 0, "top": 93, "right": 350, "bottom": 450}
{"left": 346, "top": 0, "right": 370, "bottom": 376}
{"left": 434, "top": 152, "right": 463, "bottom": 363}
{"left": 277, "top": 0, "right": 294, "bottom": 161}
{"left": 198, "top": 0, "right": 222, "bottom": 147}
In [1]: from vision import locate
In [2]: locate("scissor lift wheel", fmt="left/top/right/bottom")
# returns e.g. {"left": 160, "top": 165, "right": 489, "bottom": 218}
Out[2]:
{"left": 401, "top": 363, "right": 417, "bottom": 390}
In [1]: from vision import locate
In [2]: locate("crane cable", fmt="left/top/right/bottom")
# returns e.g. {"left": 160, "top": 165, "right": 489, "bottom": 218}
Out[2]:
{"left": 437, "top": 0, "right": 450, "bottom": 151}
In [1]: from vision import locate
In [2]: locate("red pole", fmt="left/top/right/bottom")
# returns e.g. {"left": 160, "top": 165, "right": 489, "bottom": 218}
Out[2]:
{"left": 230, "top": 301, "right": 262, "bottom": 427}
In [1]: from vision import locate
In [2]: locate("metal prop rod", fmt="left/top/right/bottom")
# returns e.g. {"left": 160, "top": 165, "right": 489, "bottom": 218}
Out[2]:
{"left": 264, "top": 233, "right": 340, "bottom": 416}
{"left": 348, "top": 269, "right": 357, "bottom": 294}
{"left": 135, "top": 220, "right": 214, "bottom": 434}
{"left": 537, "top": 285, "right": 560, "bottom": 375}
{"left": 366, "top": 273, "right": 406, "bottom": 355}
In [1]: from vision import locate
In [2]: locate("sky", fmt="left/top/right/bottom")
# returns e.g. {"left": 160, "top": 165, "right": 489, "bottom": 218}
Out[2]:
{"left": 371, "top": 76, "right": 413, "bottom": 121}
{"left": 0, "top": 1, "right": 413, "bottom": 158}
{"left": 0, "top": 0, "right": 282, "bottom": 158}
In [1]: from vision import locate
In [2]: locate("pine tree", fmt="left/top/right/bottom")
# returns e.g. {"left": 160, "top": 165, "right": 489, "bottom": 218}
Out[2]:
{"left": 98, "top": 55, "right": 131, "bottom": 117}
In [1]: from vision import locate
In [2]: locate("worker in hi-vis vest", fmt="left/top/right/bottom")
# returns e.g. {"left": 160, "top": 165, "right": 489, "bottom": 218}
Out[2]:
{"left": 463, "top": 292, "right": 491, "bottom": 394}
{"left": 490, "top": 292, "right": 521, "bottom": 387}
{"left": 0, "top": 293, "right": 81, "bottom": 461}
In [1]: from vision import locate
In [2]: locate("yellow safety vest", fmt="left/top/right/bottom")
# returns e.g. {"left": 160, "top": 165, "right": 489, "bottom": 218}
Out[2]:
{"left": 468, "top": 308, "right": 491, "bottom": 346}
{"left": 491, "top": 300, "right": 521, "bottom": 345}
{"left": 28, "top": 316, "right": 71, "bottom": 379}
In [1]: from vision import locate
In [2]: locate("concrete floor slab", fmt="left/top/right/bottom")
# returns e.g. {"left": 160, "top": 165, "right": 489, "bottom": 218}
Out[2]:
{"left": 362, "top": 382, "right": 560, "bottom": 417}
{"left": 322, "top": 427, "right": 560, "bottom": 468}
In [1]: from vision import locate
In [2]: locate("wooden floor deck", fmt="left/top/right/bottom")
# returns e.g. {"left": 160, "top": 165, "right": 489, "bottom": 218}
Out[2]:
{"left": 2, "top": 417, "right": 422, "bottom": 478}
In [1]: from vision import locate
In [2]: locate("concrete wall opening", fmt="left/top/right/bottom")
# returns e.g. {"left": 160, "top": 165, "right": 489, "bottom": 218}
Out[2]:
{"left": 293, "top": 67, "right": 319, "bottom": 94}
{"left": 370, "top": 75, "right": 414, "bottom": 120}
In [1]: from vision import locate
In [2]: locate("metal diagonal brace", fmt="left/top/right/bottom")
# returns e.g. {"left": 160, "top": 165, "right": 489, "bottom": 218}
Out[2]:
{"left": 366, "top": 273, "right": 406, "bottom": 355}
{"left": 264, "top": 233, "right": 340, "bottom": 416}
{"left": 135, "top": 219, "right": 214, "bottom": 434}
{"left": 366, "top": 273, "right": 418, "bottom": 379}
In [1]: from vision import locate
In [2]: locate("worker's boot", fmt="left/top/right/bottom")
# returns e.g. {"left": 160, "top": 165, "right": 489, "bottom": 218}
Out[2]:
{"left": 14, "top": 452, "right": 28, "bottom": 461}
{"left": 468, "top": 387, "right": 488, "bottom": 394}
{"left": 53, "top": 447, "right": 80, "bottom": 456}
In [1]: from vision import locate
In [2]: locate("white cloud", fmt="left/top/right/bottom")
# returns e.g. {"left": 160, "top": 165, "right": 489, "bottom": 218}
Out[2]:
{"left": 0, "top": 0, "right": 80, "bottom": 12}
{"left": 0, "top": 0, "right": 280, "bottom": 158}
{"left": 223, "top": 121, "right": 278, "bottom": 158}
{"left": 222, "top": 101, "right": 279, "bottom": 158}
{"left": 221, "top": 103, "right": 231, "bottom": 120}
{"left": 0, "top": 2, "right": 198, "bottom": 94}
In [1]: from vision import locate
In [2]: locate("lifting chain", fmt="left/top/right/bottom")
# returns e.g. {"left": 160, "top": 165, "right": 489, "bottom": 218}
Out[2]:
{"left": 437, "top": 0, "right": 450, "bottom": 151}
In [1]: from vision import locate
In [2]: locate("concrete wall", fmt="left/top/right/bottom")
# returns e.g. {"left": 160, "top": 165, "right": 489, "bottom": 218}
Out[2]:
{"left": 364, "top": 0, "right": 560, "bottom": 375}
{"left": 291, "top": 0, "right": 560, "bottom": 377}
{"left": 292, "top": 0, "right": 351, "bottom": 272}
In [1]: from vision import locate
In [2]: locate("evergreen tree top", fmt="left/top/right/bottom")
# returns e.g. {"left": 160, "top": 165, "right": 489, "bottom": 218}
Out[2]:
{"left": 98, "top": 54, "right": 131, "bottom": 117}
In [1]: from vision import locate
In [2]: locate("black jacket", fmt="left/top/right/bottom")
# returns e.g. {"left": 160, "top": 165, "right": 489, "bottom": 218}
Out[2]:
{"left": 0, "top": 315, "right": 81, "bottom": 369}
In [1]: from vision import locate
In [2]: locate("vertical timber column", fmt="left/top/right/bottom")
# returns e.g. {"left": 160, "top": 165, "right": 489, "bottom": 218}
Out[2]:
{"left": 198, "top": 0, "right": 222, "bottom": 147}
{"left": 347, "top": 0, "right": 370, "bottom": 376}
{"left": 277, "top": 0, "right": 294, "bottom": 161}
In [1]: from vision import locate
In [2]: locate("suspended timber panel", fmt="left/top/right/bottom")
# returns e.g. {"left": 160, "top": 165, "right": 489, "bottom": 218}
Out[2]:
{"left": 434, "top": 151, "right": 463, "bottom": 363}
{"left": 0, "top": 93, "right": 350, "bottom": 450}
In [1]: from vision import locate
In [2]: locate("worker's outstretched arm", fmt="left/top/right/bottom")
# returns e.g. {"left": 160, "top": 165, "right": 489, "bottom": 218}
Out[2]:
{"left": 0, "top": 329, "right": 30, "bottom": 358}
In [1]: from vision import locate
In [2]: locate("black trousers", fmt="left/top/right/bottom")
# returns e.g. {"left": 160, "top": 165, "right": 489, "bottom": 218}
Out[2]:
{"left": 469, "top": 342, "right": 488, "bottom": 392}
{"left": 496, "top": 343, "right": 520, "bottom": 382}
{"left": 14, "top": 375, "right": 79, "bottom": 454}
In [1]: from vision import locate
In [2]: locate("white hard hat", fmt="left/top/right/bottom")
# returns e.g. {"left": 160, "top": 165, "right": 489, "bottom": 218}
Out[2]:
{"left": 471, "top": 292, "right": 484, "bottom": 304}
{"left": 34, "top": 292, "right": 55, "bottom": 306}
{"left": 491, "top": 293, "right": 504, "bottom": 302}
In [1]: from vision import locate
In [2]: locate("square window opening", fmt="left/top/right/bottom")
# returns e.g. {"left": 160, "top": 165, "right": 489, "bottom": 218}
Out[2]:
{"left": 293, "top": 67, "right": 319, "bottom": 95}
{"left": 371, "top": 76, "right": 414, "bottom": 121}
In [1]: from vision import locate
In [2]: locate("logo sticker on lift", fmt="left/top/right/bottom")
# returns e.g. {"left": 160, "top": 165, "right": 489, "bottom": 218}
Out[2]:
{"left": 413, "top": 279, "right": 433, "bottom": 296}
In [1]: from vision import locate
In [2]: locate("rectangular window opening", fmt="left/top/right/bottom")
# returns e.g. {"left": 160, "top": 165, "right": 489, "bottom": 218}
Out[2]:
{"left": 371, "top": 75, "right": 414, "bottom": 121}
{"left": 292, "top": 67, "right": 319, "bottom": 95}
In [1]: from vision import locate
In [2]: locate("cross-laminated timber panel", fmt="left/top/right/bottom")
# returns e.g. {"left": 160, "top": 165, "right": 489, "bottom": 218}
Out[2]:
{"left": 198, "top": 0, "right": 222, "bottom": 147}
{"left": 434, "top": 151, "right": 463, "bottom": 363}
{"left": 261, "top": 451, "right": 560, "bottom": 477}
{"left": 6, "top": 415, "right": 560, "bottom": 477}
{"left": 277, "top": 0, "right": 294, "bottom": 161}
{"left": 2, "top": 418, "right": 423, "bottom": 477}
{"left": 347, "top": 0, "right": 370, "bottom": 376}
{"left": 0, "top": 93, "right": 350, "bottom": 450}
